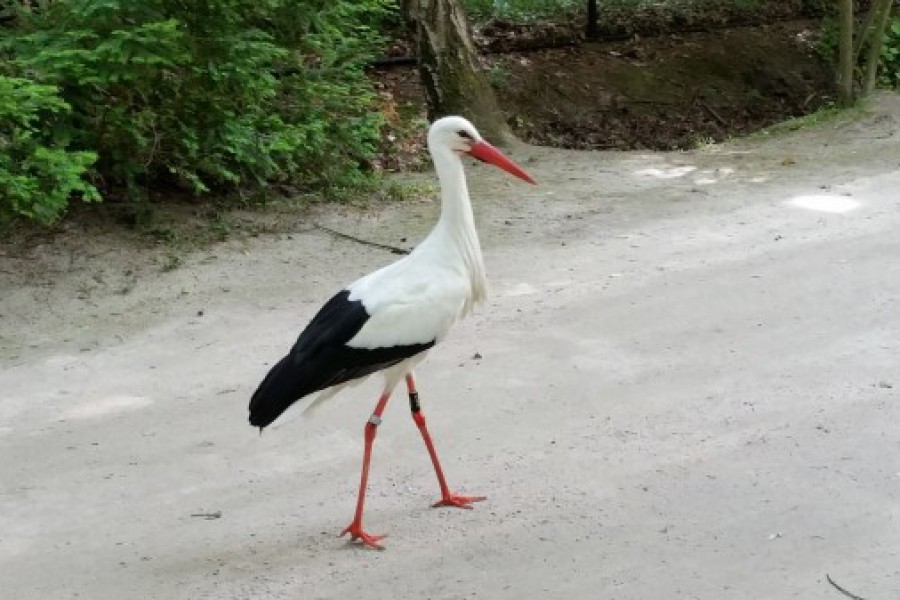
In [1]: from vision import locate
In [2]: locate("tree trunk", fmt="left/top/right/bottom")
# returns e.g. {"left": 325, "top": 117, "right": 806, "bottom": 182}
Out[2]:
{"left": 852, "top": 0, "right": 879, "bottom": 64}
{"left": 586, "top": 0, "right": 599, "bottom": 39}
{"left": 400, "top": 0, "right": 513, "bottom": 143}
{"left": 837, "top": 0, "right": 855, "bottom": 106}
{"left": 862, "top": 0, "right": 894, "bottom": 95}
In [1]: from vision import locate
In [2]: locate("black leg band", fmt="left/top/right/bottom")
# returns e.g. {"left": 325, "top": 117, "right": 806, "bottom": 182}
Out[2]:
{"left": 408, "top": 391, "right": 421, "bottom": 413}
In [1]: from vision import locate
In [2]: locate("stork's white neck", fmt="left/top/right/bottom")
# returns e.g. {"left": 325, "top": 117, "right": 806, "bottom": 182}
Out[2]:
{"left": 432, "top": 147, "right": 473, "bottom": 224}
{"left": 428, "top": 146, "right": 487, "bottom": 307}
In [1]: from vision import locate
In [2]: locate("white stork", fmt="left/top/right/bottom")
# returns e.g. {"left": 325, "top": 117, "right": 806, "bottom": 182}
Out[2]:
{"left": 249, "top": 116, "right": 536, "bottom": 549}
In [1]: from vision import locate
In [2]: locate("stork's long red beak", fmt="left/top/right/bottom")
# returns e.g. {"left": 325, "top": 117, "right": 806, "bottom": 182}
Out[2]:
{"left": 468, "top": 141, "right": 537, "bottom": 185}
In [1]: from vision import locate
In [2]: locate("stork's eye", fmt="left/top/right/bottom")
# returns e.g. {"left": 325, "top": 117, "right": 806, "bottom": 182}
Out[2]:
{"left": 457, "top": 130, "right": 473, "bottom": 139}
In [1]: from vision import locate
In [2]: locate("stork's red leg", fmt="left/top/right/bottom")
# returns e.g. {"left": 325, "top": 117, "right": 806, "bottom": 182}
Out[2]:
{"left": 340, "top": 391, "right": 392, "bottom": 549}
{"left": 406, "top": 374, "right": 486, "bottom": 509}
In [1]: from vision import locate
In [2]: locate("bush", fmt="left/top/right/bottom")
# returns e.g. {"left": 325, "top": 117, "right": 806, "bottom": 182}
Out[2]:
{"left": 2, "top": 0, "right": 388, "bottom": 223}
{"left": 463, "top": 0, "right": 582, "bottom": 22}
{"left": 0, "top": 76, "right": 100, "bottom": 225}
{"left": 462, "top": 0, "right": 782, "bottom": 23}
{"left": 816, "top": 12, "right": 900, "bottom": 91}
{"left": 879, "top": 17, "right": 900, "bottom": 88}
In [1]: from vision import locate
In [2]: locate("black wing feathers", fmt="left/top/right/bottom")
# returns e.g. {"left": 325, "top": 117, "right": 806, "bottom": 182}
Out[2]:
{"left": 248, "top": 290, "right": 434, "bottom": 429}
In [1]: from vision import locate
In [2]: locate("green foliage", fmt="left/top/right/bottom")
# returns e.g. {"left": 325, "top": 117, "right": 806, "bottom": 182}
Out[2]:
{"left": 816, "top": 13, "right": 900, "bottom": 90}
{"left": 879, "top": 17, "right": 900, "bottom": 88}
{"left": 0, "top": 76, "right": 100, "bottom": 225}
{"left": 799, "top": 0, "right": 834, "bottom": 17}
{"left": 462, "top": 0, "right": 774, "bottom": 22}
{"left": 814, "top": 18, "right": 840, "bottom": 63}
{"left": 463, "top": 0, "right": 582, "bottom": 22}
{"left": 487, "top": 64, "right": 510, "bottom": 87}
{"left": 3, "top": 0, "right": 388, "bottom": 224}
{"left": 597, "top": 0, "right": 770, "bottom": 21}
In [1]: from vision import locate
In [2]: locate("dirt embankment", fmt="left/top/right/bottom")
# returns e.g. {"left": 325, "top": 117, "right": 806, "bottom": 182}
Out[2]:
{"left": 378, "top": 20, "right": 833, "bottom": 152}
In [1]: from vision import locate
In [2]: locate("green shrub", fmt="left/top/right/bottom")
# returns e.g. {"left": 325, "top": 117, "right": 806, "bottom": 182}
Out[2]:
{"left": 463, "top": 0, "right": 582, "bottom": 21}
{"left": 815, "top": 12, "right": 900, "bottom": 91}
{"left": 3, "top": 0, "right": 388, "bottom": 223}
{"left": 879, "top": 17, "right": 900, "bottom": 88}
{"left": 0, "top": 76, "right": 99, "bottom": 225}
{"left": 462, "top": 0, "right": 777, "bottom": 23}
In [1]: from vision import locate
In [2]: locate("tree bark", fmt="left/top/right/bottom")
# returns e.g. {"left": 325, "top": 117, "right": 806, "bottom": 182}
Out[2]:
{"left": 586, "top": 0, "right": 599, "bottom": 39}
{"left": 852, "top": 0, "right": 879, "bottom": 64}
{"left": 862, "top": 0, "right": 894, "bottom": 95}
{"left": 400, "top": 0, "right": 513, "bottom": 143}
{"left": 837, "top": 0, "right": 855, "bottom": 106}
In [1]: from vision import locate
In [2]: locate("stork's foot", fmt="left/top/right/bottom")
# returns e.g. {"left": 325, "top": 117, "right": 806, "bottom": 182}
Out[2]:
{"left": 340, "top": 522, "right": 386, "bottom": 550}
{"left": 432, "top": 493, "right": 487, "bottom": 509}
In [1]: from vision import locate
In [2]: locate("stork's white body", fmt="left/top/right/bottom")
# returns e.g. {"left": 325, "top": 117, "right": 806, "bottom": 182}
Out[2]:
{"left": 248, "top": 116, "right": 535, "bottom": 549}
{"left": 265, "top": 119, "right": 490, "bottom": 425}
{"left": 346, "top": 134, "right": 487, "bottom": 359}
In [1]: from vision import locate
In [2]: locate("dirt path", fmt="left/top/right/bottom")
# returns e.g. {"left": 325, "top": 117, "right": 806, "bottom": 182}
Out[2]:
{"left": 2, "top": 94, "right": 899, "bottom": 600}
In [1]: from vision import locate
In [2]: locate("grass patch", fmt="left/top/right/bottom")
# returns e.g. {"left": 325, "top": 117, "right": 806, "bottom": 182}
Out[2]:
{"left": 756, "top": 102, "right": 867, "bottom": 136}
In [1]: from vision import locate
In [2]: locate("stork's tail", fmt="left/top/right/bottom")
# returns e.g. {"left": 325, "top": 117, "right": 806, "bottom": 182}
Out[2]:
{"left": 249, "top": 355, "right": 306, "bottom": 430}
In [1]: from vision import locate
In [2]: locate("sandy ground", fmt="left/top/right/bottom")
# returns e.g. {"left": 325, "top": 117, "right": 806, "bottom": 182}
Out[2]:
{"left": 2, "top": 94, "right": 900, "bottom": 600}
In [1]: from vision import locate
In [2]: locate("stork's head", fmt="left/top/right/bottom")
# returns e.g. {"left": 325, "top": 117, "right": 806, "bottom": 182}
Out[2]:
{"left": 428, "top": 116, "right": 537, "bottom": 185}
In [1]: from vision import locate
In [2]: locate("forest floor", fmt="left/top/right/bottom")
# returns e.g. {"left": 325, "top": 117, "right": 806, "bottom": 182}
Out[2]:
{"left": 2, "top": 92, "right": 899, "bottom": 599}
{"left": 377, "top": 18, "right": 834, "bottom": 162}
